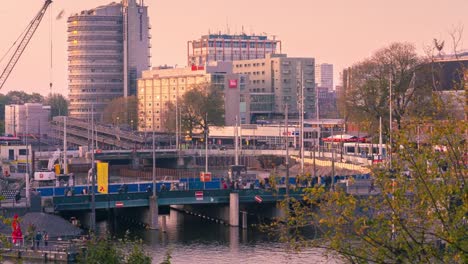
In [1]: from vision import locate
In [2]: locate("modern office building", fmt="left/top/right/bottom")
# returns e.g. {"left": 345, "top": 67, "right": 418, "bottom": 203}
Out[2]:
{"left": 137, "top": 62, "right": 245, "bottom": 132}
{"left": 315, "top": 63, "right": 333, "bottom": 91}
{"left": 5, "top": 104, "right": 51, "bottom": 137}
{"left": 232, "top": 54, "right": 315, "bottom": 122}
{"left": 187, "top": 33, "right": 281, "bottom": 66}
{"left": 68, "top": 0, "right": 151, "bottom": 120}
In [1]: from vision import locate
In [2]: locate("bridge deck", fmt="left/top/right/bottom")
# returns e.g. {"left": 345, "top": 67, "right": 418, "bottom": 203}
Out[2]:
{"left": 52, "top": 188, "right": 306, "bottom": 211}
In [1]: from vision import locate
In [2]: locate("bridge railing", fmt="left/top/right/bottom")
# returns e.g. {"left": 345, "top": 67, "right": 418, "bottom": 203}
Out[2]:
{"left": 53, "top": 192, "right": 150, "bottom": 205}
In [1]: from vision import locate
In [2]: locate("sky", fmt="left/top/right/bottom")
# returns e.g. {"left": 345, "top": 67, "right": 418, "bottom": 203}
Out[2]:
{"left": 0, "top": 0, "right": 467, "bottom": 96}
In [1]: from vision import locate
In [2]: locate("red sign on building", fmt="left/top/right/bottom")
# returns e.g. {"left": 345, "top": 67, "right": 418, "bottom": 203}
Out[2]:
{"left": 228, "top": 79, "right": 238, "bottom": 88}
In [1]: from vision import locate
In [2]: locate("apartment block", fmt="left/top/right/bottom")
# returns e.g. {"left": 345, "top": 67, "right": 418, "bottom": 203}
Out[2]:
{"left": 232, "top": 54, "right": 315, "bottom": 122}
{"left": 137, "top": 62, "right": 245, "bottom": 132}
{"left": 187, "top": 33, "right": 281, "bottom": 66}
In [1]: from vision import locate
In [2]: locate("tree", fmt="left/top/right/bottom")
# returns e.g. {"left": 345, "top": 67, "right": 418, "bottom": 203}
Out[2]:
{"left": 270, "top": 117, "right": 467, "bottom": 263}
{"left": 102, "top": 96, "right": 138, "bottom": 129}
{"left": 163, "top": 83, "right": 224, "bottom": 137}
{"left": 6, "top": 91, "right": 44, "bottom": 104}
{"left": 342, "top": 43, "right": 423, "bottom": 138}
{"left": 44, "top": 93, "right": 68, "bottom": 117}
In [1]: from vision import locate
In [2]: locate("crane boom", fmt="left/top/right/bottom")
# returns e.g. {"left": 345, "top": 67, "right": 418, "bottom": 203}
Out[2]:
{"left": 0, "top": 0, "right": 53, "bottom": 90}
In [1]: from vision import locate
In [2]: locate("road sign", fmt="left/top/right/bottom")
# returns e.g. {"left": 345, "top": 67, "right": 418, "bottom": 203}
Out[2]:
{"left": 195, "top": 191, "right": 204, "bottom": 201}
{"left": 254, "top": 195, "right": 263, "bottom": 203}
{"left": 115, "top": 201, "right": 124, "bottom": 208}
{"left": 200, "top": 172, "right": 212, "bottom": 182}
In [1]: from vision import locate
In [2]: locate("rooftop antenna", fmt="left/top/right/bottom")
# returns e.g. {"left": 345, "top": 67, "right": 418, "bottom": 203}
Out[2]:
{"left": 226, "top": 18, "right": 230, "bottom": 34}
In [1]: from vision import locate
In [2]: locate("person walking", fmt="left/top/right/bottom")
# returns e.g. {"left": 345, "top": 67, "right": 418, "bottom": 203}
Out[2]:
{"left": 35, "top": 231, "right": 42, "bottom": 249}
{"left": 43, "top": 231, "right": 49, "bottom": 247}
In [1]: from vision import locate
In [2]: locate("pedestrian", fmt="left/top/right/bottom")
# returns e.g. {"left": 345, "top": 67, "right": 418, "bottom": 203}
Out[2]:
{"left": 369, "top": 178, "right": 375, "bottom": 193}
{"left": 222, "top": 181, "right": 228, "bottom": 189}
{"left": 35, "top": 231, "right": 42, "bottom": 249}
{"left": 43, "top": 231, "right": 48, "bottom": 247}
{"left": 160, "top": 184, "right": 167, "bottom": 192}
{"left": 170, "top": 183, "right": 176, "bottom": 191}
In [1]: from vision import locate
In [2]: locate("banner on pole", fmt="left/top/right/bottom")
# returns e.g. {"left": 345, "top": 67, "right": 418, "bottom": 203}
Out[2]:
{"left": 97, "top": 162, "right": 109, "bottom": 194}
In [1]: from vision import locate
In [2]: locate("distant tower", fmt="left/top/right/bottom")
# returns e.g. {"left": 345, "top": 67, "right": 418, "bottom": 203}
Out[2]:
{"left": 315, "top": 63, "right": 333, "bottom": 91}
{"left": 67, "top": 0, "right": 150, "bottom": 120}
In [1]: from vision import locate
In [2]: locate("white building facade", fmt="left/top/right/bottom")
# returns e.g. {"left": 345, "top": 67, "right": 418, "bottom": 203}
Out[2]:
{"left": 4, "top": 104, "right": 51, "bottom": 137}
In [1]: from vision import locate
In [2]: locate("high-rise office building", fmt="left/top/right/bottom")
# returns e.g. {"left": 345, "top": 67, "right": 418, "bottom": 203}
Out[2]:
{"left": 187, "top": 33, "right": 281, "bottom": 66}
{"left": 68, "top": 0, "right": 150, "bottom": 120}
{"left": 315, "top": 63, "right": 333, "bottom": 91}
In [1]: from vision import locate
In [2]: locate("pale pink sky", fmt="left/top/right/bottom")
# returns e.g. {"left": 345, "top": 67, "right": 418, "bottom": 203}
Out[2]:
{"left": 0, "top": 0, "right": 466, "bottom": 96}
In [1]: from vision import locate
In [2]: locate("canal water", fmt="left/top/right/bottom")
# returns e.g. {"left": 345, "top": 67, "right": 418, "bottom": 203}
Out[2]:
{"left": 104, "top": 209, "right": 342, "bottom": 264}
{"left": 15, "top": 209, "right": 342, "bottom": 264}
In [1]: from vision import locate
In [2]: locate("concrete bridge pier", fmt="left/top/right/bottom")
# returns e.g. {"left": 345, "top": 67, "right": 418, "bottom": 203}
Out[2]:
{"left": 177, "top": 157, "right": 184, "bottom": 167}
{"left": 229, "top": 193, "right": 239, "bottom": 227}
{"left": 240, "top": 211, "right": 247, "bottom": 229}
{"left": 148, "top": 195, "right": 159, "bottom": 230}
{"left": 161, "top": 215, "right": 167, "bottom": 232}
{"left": 131, "top": 155, "right": 141, "bottom": 170}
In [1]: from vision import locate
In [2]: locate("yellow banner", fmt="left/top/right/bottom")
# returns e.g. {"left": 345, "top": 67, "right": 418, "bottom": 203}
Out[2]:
{"left": 97, "top": 162, "right": 109, "bottom": 194}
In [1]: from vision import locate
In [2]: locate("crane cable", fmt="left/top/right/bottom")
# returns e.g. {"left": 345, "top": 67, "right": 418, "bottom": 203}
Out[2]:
{"left": 49, "top": 1, "right": 53, "bottom": 93}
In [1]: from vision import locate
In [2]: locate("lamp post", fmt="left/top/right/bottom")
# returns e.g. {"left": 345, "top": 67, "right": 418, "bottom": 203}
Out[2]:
{"left": 25, "top": 110, "right": 30, "bottom": 207}
{"left": 152, "top": 97, "right": 158, "bottom": 195}
{"left": 90, "top": 104, "right": 96, "bottom": 232}
{"left": 285, "top": 104, "right": 290, "bottom": 199}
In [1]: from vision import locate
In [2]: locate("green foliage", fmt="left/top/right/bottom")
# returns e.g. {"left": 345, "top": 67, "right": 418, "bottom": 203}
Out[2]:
{"left": 163, "top": 83, "right": 224, "bottom": 135}
{"left": 6, "top": 91, "right": 44, "bottom": 104}
{"left": 270, "top": 119, "right": 467, "bottom": 263}
{"left": 44, "top": 93, "right": 68, "bottom": 117}
{"left": 79, "top": 234, "right": 152, "bottom": 264}
{"left": 126, "top": 243, "right": 152, "bottom": 264}
{"left": 102, "top": 96, "right": 138, "bottom": 129}
{"left": 341, "top": 42, "right": 422, "bottom": 137}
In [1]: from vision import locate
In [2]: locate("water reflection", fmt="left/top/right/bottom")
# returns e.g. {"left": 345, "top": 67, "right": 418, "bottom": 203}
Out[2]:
{"left": 122, "top": 209, "right": 341, "bottom": 264}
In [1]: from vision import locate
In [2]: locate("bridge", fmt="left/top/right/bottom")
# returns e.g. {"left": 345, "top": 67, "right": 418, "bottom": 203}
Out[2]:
{"left": 39, "top": 178, "right": 308, "bottom": 229}
{"left": 52, "top": 189, "right": 305, "bottom": 211}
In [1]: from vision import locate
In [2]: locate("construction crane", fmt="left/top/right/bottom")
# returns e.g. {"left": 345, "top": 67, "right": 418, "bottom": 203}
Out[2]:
{"left": 0, "top": 0, "right": 53, "bottom": 90}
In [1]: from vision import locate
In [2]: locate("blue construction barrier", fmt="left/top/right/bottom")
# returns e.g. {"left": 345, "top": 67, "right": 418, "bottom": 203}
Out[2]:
{"left": 36, "top": 173, "right": 372, "bottom": 197}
